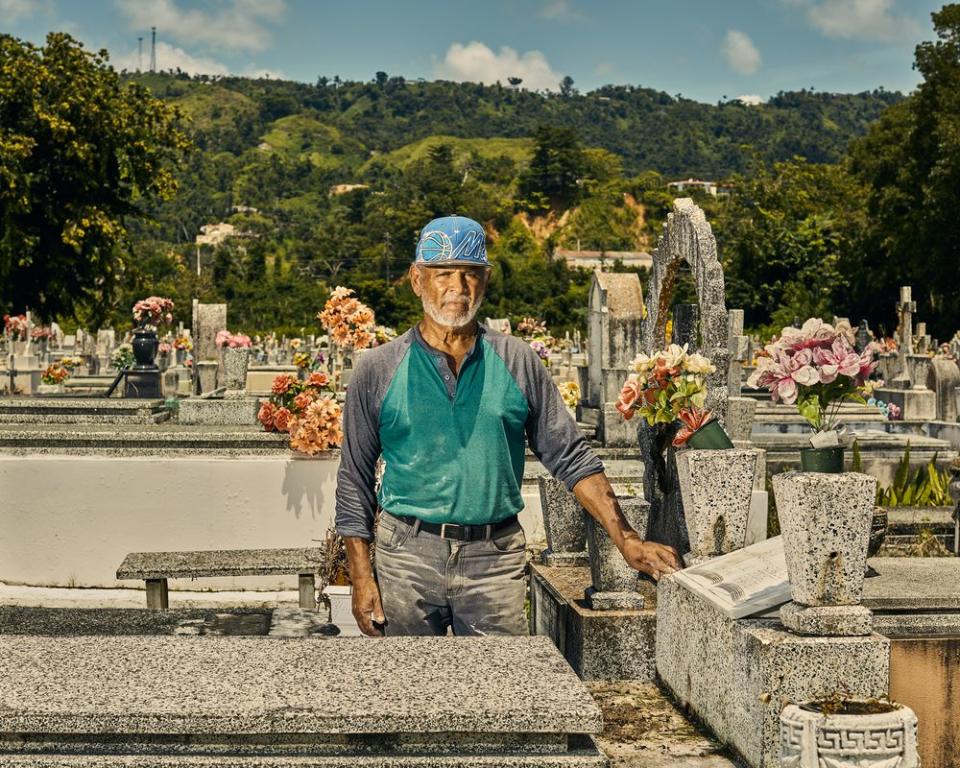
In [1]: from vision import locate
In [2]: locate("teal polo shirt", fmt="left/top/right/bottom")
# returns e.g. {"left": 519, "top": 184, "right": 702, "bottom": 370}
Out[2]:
{"left": 335, "top": 325, "right": 603, "bottom": 538}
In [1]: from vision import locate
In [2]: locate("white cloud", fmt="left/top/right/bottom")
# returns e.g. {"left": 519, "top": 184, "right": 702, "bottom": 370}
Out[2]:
{"left": 722, "top": 29, "right": 761, "bottom": 75}
{"left": 114, "top": 0, "right": 286, "bottom": 52}
{"left": 0, "top": 0, "right": 48, "bottom": 22}
{"left": 538, "top": 0, "right": 582, "bottom": 21}
{"left": 805, "top": 0, "right": 920, "bottom": 42}
{"left": 736, "top": 94, "right": 764, "bottom": 105}
{"left": 111, "top": 41, "right": 230, "bottom": 76}
{"left": 434, "top": 41, "right": 562, "bottom": 91}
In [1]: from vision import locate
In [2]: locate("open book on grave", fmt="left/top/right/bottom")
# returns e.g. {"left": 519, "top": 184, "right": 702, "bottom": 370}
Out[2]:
{"left": 673, "top": 536, "right": 791, "bottom": 620}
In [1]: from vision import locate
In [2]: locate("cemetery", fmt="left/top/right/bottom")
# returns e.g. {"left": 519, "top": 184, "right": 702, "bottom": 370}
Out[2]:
{"left": 3, "top": 195, "right": 960, "bottom": 768}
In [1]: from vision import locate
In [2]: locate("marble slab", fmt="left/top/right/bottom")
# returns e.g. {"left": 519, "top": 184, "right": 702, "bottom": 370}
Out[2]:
{"left": 0, "top": 636, "right": 603, "bottom": 737}
{"left": 116, "top": 548, "right": 328, "bottom": 580}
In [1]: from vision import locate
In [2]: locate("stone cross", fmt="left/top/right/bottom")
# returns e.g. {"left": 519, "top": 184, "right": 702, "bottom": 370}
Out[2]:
{"left": 892, "top": 286, "right": 915, "bottom": 388}
{"left": 915, "top": 322, "right": 931, "bottom": 354}
{"left": 727, "top": 309, "right": 749, "bottom": 397}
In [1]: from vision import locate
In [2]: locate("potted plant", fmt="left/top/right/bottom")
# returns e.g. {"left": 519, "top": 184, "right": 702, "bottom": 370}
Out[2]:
{"left": 131, "top": 296, "right": 175, "bottom": 369}
{"left": 748, "top": 318, "right": 876, "bottom": 473}
{"left": 257, "top": 371, "right": 343, "bottom": 456}
{"left": 616, "top": 343, "right": 733, "bottom": 449}
{"left": 780, "top": 691, "right": 919, "bottom": 768}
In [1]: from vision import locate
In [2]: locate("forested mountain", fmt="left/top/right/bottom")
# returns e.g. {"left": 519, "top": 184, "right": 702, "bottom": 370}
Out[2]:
{"left": 108, "top": 72, "right": 901, "bottom": 335}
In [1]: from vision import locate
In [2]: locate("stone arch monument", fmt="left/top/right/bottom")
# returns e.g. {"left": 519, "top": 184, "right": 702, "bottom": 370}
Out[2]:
{"left": 642, "top": 197, "right": 730, "bottom": 423}
{"left": 639, "top": 198, "right": 733, "bottom": 554}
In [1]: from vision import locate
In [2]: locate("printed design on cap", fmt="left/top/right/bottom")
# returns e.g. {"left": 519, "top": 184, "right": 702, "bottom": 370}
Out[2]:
{"left": 417, "top": 230, "right": 453, "bottom": 262}
{"left": 451, "top": 228, "right": 487, "bottom": 262}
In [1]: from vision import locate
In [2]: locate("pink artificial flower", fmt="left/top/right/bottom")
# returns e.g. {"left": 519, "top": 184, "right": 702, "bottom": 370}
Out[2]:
{"left": 887, "top": 403, "right": 902, "bottom": 421}
{"left": 813, "top": 338, "right": 862, "bottom": 384}
{"left": 778, "top": 318, "right": 837, "bottom": 352}
{"left": 748, "top": 348, "right": 820, "bottom": 405}
{"left": 615, "top": 378, "right": 642, "bottom": 419}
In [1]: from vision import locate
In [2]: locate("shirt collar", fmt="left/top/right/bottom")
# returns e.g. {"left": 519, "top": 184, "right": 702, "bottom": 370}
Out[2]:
{"left": 412, "top": 323, "right": 485, "bottom": 359}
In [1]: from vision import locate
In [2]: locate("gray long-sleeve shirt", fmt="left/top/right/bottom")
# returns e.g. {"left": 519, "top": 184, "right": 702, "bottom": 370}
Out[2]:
{"left": 335, "top": 325, "right": 603, "bottom": 540}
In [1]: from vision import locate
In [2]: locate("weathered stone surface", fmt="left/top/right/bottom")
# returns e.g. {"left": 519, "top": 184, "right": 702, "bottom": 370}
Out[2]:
{"left": 540, "top": 551, "right": 589, "bottom": 567}
{"left": 192, "top": 301, "right": 227, "bottom": 362}
{"left": 863, "top": 557, "right": 960, "bottom": 610}
{"left": 196, "top": 360, "right": 218, "bottom": 394}
{"left": 926, "top": 357, "right": 960, "bottom": 422}
{"left": 642, "top": 198, "right": 729, "bottom": 424}
{"left": 586, "top": 590, "right": 645, "bottom": 610}
{"left": 222, "top": 347, "right": 252, "bottom": 397}
{"left": 656, "top": 575, "right": 890, "bottom": 768}
{"left": 779, "top": 601, "right": 874, "bottom": 637}
{"left": 585, "top": 496, "right": 649, "bottom": 594}
{"left": 117, "top": 548, "right": 327, "bottom": 580}
{"left": 772, "top": 472, "right": 876, "bottom": 607}
{"left": 873, "top": 386, "right": 937, "bottom": 421}
{"left": 530, "top": 564, "right": 657, "bottom": 682}
{"left": 0, "top": 635, "right": 603, "bottom": 736}
{"left": 725, "top": 397, "right": 756, "bottom": 443}
{"left": 177, "top": 397, "right": 260, "bottom": 426}
{"left": 246, "top": 365, "right": 299, "bottom": 396}
{"left": 537, "top": 476, "right": 587, "bottom": 558}
{"left": 676, "top": 449, "right": 760, "bottom": 560}
{"left": 780, "top": 702, "right": 919, "bottom": 768}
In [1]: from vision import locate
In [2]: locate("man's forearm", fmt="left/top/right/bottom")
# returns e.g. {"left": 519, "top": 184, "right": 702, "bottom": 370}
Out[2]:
{"left": 344, "top": 536, "right": 375, "bottom": 582}
{"left": 571, "top": 472, "right": 641, "bottom": 548}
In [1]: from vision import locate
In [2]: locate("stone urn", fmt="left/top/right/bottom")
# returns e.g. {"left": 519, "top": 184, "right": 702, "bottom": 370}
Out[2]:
{"left": 584, "top": 495, "right": 650, "bottom": 609}
{"left": 222, "top": 347, "right": 251, "bottom": 398}
{"left": 780, "top": 701, "right": 919, "bottom": 768}
{"left": 131, "top": 328, "right": 159, "bottom": 369}
{"left": 773, "top": 472, "right": 877, "bottom": 608}
{"left": 676, "top": 448, "right": 761, "bottom": 564}
{"left": 537, "top": 476, "right": 587, "bottom": 566}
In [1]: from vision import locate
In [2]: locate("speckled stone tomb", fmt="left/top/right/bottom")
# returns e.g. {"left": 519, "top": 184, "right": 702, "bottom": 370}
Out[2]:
{"left": 655, "top": 575, "right": 889, "bottom": 768}
{"left": 0, "top": 635, "right": 608, "bottom": 767}
{"left": 584, "top": 496, "right": 650, "bottom": 610}
{"left": 530, "top": 563, "right": 657, "bottom": 682}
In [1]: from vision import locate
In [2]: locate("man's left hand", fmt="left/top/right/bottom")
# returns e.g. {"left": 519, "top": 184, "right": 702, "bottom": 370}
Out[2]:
{"left": 619, "top": 536, "right": 682, "bottom": 581}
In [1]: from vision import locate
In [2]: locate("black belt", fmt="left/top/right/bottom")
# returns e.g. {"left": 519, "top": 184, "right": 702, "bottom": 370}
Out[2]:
{"left": 392, "top": 514, "right": 519, "bottom": 542}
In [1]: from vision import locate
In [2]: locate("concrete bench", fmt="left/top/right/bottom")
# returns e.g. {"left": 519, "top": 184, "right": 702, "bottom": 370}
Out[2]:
{"left": 116, "top": 548, "right": 326, "bottom": 611}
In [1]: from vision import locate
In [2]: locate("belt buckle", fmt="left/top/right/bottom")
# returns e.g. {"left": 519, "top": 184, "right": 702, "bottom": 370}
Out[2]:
{"left": 440, "top": 522, "right": 461, "bottom": 539}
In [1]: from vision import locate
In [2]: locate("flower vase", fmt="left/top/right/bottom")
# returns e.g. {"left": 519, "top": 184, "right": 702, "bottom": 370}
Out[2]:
{"left": 685, "top": 418, "right": 734, "bottom": 449}
{"left": 780, "top": 702, "right": 919, "bottom": 768}
{"left": 131, "top": 328, "right": 159, "bottom": 369}
{"left": 772, "top": 472, "right": 876, "bottom": 607}
{"left": 676, "top": 449, "right": 761, "bottom": 564}
{"left": 222, "top": 347, "right": 251, "bottom": 398}
{"left": 537, "top": 476, "right": 587, "bottom": 567}
{"left": 584, "top": 495, "right": 650, "bottom": 609}
{"left": 800, "top": 446, "right": 845, "bottom": 473}
{"left": 175, "top": 348, "right": 186, "bottom": 366}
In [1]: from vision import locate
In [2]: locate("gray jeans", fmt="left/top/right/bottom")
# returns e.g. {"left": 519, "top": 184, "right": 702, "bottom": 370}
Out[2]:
{"left": 374, "top": 510, "right": 529, "bottom": 636}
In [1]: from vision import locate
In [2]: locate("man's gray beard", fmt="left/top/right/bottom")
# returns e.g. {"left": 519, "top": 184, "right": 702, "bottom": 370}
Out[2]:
{"left": 421, "top": 293, "right": 482, "bottom": 329}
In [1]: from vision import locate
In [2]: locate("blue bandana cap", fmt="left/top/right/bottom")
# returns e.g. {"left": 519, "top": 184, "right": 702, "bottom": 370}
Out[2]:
{"left": 414, "top": 215, "right": 489, "bottom": 266}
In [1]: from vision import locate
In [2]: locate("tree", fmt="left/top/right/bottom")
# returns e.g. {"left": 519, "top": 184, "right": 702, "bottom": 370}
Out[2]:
{"left": 0, "top": 33, "right": 191, "bottom": 323}
{"left": 518, "top": 124, "right": 587, "bottom": 210}
{"left": 849, "top": 4, "right": 960, "bottom": 337}
{"left": 559, "top": 75, "right": 577, "bottom": 98}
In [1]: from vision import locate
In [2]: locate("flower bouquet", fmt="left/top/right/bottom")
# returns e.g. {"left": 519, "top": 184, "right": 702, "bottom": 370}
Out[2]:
{"left": 317, "top": 287, "right": 375, "bottom": 351}
{"left": 615, "top": 344, "right": 729, "bottom": 449}
{"left": 558, "top": 381, "right": 580, "bottom": 409}
{"left": 3, "top": 314, "right": 28, "bottom": 340}
{"left": 258, "top": 372, "right": 343, "bottom": 456}
{"left": 173, "top": 336, "right": 192, "bottom": 351}
{"left": 111, "top": 343, "right": 135, "bottom": 370}
{"left": 748, "top": 318, "right": 876, "bottom": 472}
{"left": 215, "top": 330, "right": 252, "bottom": 349}
{"left": 41, "top": 362, "right": 70, "bottom": 386}
{"left": 132, "top": 296, "right": 174, "bottom": 328}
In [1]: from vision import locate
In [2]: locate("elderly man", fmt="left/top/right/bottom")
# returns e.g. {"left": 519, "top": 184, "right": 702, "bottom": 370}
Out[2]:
{"left": 335, "top": 215, "right": 680, "bottom": 636}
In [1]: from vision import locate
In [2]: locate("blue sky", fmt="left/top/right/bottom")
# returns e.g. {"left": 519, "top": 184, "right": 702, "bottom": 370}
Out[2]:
{"left": 0, "top": 0, "right": 943, "bottom": 102}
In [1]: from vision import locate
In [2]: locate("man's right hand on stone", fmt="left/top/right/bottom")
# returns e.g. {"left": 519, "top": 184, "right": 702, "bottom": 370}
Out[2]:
{"left": 619, "top": 536, "right": 682, "bottom": 581}
{"left": 351, "top": 576, "right": 385, "bottom": 637}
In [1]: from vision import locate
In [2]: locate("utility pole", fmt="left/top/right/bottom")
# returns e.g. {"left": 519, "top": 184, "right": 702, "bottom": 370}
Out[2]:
{"left": 138, "top": 37, "right": 143, "bottom": 72}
